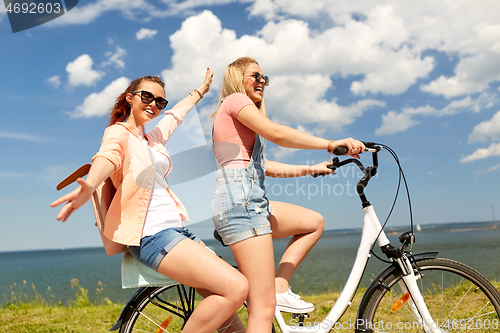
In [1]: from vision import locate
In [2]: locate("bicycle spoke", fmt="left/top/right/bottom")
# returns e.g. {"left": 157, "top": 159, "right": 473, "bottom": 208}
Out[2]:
{"left": 358, "top": 258, "right": 500, "bottom": 332}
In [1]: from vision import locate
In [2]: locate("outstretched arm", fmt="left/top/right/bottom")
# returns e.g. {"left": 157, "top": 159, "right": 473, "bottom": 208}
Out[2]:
{"left": 50, "top": 157, "right": 115, "bottom": 222}
{"left": 236, "top": 104, "right": 364, "bottom": 156}
{"left": 150, "top": 68, "right": 214, "bottom": 144}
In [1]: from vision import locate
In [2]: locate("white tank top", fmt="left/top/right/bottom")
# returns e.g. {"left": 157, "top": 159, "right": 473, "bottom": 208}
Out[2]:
{"left": 142, "top": 139, "right": 184, "bottom": 238}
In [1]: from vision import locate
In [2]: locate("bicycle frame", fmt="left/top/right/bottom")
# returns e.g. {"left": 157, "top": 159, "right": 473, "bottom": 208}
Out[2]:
{"left": 274, "top": 203, "right": 390, "bottom": 333}
{"left": 274, "top": 146, "right": 443, "bottom": 333}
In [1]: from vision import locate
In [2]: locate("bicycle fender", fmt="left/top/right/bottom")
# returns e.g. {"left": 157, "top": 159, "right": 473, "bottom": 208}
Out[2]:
{"left": 356, "top": 251, "right": 439, "bottom": 323}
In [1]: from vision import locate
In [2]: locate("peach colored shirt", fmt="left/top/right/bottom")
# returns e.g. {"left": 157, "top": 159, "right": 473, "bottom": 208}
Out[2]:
{"left": 92, "top": 105, "right": 192, "bottom": 247}
{"left": 213, "top": 93, "right": 256, "bottom": 168}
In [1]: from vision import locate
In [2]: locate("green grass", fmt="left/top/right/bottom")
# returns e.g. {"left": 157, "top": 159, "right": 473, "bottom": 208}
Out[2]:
{"left": 0, "top": 304, "right": 123, "bottom": 332}
{"left": 1, "top": 280, "right": 499, "bottom": 333}
{"left": 0, "top": 279, "right": 123, "bottom": 333}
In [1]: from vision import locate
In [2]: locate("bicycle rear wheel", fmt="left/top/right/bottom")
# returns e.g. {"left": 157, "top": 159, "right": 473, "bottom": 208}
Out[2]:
{"left": 119, "top": 284, "right": 249, "bottom": 333}
{"left": 358, "top": 258, "right": 500, "bottom": 332}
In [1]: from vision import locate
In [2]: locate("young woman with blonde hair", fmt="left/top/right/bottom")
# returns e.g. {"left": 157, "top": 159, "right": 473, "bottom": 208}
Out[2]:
{"left": 211, "top": 57, "right": 365, "bottom": 333}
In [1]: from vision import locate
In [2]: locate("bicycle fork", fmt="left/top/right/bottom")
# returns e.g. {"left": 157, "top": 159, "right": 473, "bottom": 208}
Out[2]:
{"left": 394, "top": 254, "right": 446, "bottom": 333}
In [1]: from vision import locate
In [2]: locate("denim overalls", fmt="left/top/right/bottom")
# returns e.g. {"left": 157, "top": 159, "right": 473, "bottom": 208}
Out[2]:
{"left": 211, "top": 132, "right": 272, "bottom": 245}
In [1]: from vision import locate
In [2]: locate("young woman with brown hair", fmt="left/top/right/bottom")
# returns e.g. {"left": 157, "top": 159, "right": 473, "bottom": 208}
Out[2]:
{"left": 52, "top": 68, "right": 248, "bottom": 333}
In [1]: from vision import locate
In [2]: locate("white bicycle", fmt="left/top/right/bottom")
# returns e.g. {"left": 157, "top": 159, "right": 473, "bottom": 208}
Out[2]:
{"left": 110, "top": 143, "right": 500, "bottom": 333}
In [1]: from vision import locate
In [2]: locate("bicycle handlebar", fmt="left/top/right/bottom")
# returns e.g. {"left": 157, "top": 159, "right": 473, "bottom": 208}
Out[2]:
{"left": 313, "top": 141, "right": 382, "bottom": 207}
{"left": 312, "top": 142, "right": 381, "bottom": 178}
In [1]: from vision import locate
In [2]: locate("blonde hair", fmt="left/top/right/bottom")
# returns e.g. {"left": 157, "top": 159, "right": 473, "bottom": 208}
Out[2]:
{"left": 210, "top": 57, "right": 267, "bottom": 118}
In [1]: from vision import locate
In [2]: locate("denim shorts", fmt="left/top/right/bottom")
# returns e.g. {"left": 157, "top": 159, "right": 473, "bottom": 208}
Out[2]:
{"left": 211, "top": 168, "right": 272, "bottom": 245}
{"left": 129, "top": 227, "right": 200, "bottom": 272}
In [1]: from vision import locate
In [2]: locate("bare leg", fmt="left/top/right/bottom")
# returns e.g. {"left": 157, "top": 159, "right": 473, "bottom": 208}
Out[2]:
{"left": 157, "top": 239, "right": 248, "bottom": 333}
{"left": 268, "top": 201, "right": 325, "bottom": 293}
{"left": 196, "top": 289, "right": 246, "bottom": 333}
{"left": 230, "top": 234, "right": 276, "bottom": 333}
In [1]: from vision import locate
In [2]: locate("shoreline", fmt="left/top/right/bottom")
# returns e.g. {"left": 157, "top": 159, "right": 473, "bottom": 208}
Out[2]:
{"left": 1, "top": 220, "right": 498, "bottom": 254}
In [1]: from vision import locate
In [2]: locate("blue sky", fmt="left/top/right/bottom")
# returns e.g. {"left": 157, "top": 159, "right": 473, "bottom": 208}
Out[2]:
{"left": 1, "top": 0, "right": 500, "bottom": 252}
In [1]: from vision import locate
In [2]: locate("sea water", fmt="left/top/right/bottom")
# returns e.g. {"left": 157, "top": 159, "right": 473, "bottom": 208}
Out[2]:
{"left": 1, "top": 226, "right": 499, "bottom": 306}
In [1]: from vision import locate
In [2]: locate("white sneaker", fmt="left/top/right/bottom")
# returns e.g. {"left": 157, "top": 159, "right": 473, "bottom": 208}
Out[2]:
{"left": 276, "top": 287, "right": 314, "bottom": 313}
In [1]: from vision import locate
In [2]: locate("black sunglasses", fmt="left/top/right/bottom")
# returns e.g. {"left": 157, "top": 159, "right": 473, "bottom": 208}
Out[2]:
{"left": 131, "top": 90, "right": 168, "bottom": 110}
{"left": 245, "top": 72, "right": 270, "bottom": 87}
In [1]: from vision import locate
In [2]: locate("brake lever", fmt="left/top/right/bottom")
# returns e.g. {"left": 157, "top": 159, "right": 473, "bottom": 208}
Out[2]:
{"left": 366, "top": 147, "right": 382, "bottom": 153}
{"left": 310, "top": 144, "right": 381, "bottom": 178}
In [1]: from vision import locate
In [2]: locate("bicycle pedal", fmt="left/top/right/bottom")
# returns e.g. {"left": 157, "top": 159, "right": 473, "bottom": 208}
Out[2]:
{"left": 291, "top": 313, "right": 310, "bottom": 318}
{"left": 292, "top": 313, "right": 310, "bottom": 327}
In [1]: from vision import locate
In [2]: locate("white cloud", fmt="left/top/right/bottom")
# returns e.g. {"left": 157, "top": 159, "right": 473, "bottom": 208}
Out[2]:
{"left": 460, "top": 142, "right": 500, "bottom": 163}
{"left": 421, "top": 52, "right": 500, "bottom": 98}
{"left": 45, "top": 1, "right": 500, "bottom": 102}
{"left": 154, "top": 3, "right": 500, "bottom": 145}
{"left": 47, "top": 0, "right": 156, "bottom": 26}
{"left": 375, "top": 111, "right": 419, "bottom": 136}
{"left": 349, "top": 47, "right": 433, "bottom": 96}
{"left": 249, "top": 0, "right": 500, "bottom": 99}
{"left": 46, "top": 75, "right": 61, "bottom": 89}
{"left": 475, "top": 163, "right": 500, "bottom": 175}
{"left": 160, "top": 0, "right": 238, "bottom": 16}
{"left": 267, "top": 146, "right": 296, "bottom": 161}
{"left": 66, "top": 54, "right": 105, "bottom": 87}
{"left": 248, "top": 0, "right": 279, "bottom": 20}
{"left": 136, "top": 28, "right": 158, "bottom": 40}
{"left": 45, "top": 0, "right": 236, "bottom": 27}
{"left": 343, "top": 5, "right": 433, "bottom": 96}
{"left": 264, "top": 74, "right": 384, "bottom": 131}
{"left": 161, "top": 10, "right": 385, "bottom": 133}
{"left": 468, "top": 110, "right": 500, "bottom": 143}
{"left": 255, "top": 8, "right": 433, "bottom": 96}
{"left": 68, "top": 77, "right": 130, "bottom": 118}
{"left": 249, "top": 0, "right": 500, "bottom": 52}
{"left": 102, "top": 46, "right": 127, "bottom": 70}
{"left": 376, "top": 95, "right": 493, "bottom": 135}
{"left": 38, "top": 0, "right": 500, "bottom": 109}
{"left": 161, "top": 10, "right": 243, "bottom": 101}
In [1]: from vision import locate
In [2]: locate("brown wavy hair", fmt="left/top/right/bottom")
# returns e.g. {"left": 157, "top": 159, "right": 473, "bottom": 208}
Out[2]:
{"left": 108, "top": 76, "right": 165, "bottom": 126}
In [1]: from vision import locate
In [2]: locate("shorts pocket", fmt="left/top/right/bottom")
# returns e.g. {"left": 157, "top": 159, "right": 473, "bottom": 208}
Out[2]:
{"left": 211, "top": 189, "right": 228, "bottom": 229}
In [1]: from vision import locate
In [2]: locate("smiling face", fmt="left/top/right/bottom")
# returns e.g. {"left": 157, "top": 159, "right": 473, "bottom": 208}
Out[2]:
{"left": 242, "top": 63, "right": 266, "bottom": 104}
{"left": 126, "top": 80, "right": 165, "bottom": 130}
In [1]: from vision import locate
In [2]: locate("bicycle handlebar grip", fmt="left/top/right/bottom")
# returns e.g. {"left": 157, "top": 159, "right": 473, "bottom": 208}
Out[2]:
{"left": 333, "top": 146, "right": 348, "bottom": 155}
{"left": 332, "top": 142, "right": 375, "bottom": 155}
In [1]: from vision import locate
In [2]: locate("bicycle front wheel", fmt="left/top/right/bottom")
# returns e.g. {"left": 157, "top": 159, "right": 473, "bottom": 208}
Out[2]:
{"left": 358, "top": 258, "right": 500, "bottom": 332}
{"left": 119, "top": 284, "right": 249, "bottom": 333}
